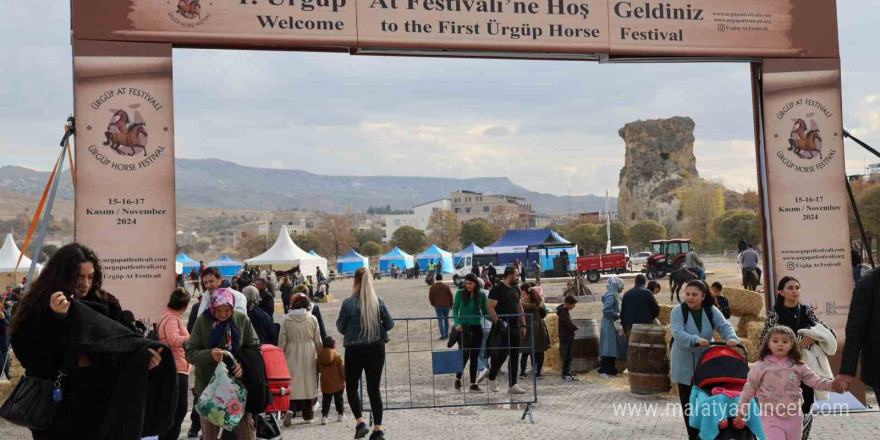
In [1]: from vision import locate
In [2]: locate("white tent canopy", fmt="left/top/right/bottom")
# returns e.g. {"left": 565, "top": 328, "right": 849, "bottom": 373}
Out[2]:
{"left": 244, "top": 225, "right": 327, "bottom": 278}
{"left": 0, "top": 233, "right": 41, "bottom": 273}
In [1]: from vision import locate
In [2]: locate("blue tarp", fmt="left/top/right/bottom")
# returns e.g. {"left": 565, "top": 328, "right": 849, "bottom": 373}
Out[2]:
{"left": 337, "top": 248, "right": 368, "bottom": 275}
{"left": 484, "top": 229, "right": 577, "bottom": 270}
{"left": 417, "top": 244, "right": 454, "bottom": 274}
{"left": 453, "top": 242, "right": 483, "bottom": 265}
{"left": 176, "top": 253, "right": 200, "bottom": 272}
{"left": 208, "top": 254, "right": 243, "bottom": 277}
{"left": 379, "top": 247, "right": 414, "bottom": 272}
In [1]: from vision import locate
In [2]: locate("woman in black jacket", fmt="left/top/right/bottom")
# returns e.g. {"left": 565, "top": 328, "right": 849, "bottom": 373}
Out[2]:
{"left": 11, "top": 243, "right": 167, "bottom": 440}
{"left": 758, "top": 275, "right": 834, "bottom": 440}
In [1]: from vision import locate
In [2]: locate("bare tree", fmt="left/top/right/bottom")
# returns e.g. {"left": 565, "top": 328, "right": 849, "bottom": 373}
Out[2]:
{"left": 317, "top": 213, "right": 356, "bottom": 260}
{"left": 678, "top": 180, "right": 725, "bottom": 249}
{"left": 427, "top": 210, "right": 462, "bottom": 251}
{"left": 488, "top": 204, "right": 528, "bottom": 231}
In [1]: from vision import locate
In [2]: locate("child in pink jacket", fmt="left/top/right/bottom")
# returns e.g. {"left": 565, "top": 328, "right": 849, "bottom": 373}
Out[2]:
{"left": 736, "top": 326, "right": 839, "bottom": 440}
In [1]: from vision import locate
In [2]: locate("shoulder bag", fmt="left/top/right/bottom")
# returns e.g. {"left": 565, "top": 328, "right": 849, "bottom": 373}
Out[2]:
{"left": 0, "top": 370, "right": 66, "bottom": 430}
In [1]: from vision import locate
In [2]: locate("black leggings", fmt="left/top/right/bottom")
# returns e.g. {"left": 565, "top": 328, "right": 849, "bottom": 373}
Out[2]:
{"left": 677, "top": 383, "right": 700, "bottom": 440}
{"left": 345, "top": 342, "right": 386, "bottom": 425}
{"left": 801, "top": 383, "right": 814, "bottom": 440}
{"left": 519, "top": 351, "right": 545, "bottom": 376}
{"left": 455, "top": 325, "right": 484, "bottom": 383}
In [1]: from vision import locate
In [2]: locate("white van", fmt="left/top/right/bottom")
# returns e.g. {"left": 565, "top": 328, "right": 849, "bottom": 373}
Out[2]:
{"left": 452, "top": 253, "right": 505, "bottom": 286}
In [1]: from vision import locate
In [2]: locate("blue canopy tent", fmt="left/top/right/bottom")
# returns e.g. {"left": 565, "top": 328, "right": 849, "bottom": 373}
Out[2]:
{"left": 379, "top": 247, "right": 414, "bottom": 272}
{"left": 337, "top": 248, "right": 369, "bottom": 275}
{"left": 309, "top": 250, "right": 321, "bottom": 257}
{"left": 208, "top": 254, "right": 244, "bottom": 277}
{"left": 176, "top": 253, "right": 200, "bottom": 273}
{"left": 417, "top": 245, "right": 454, "bottom": 274}
{"left": 484, "top": 229, "right": 577, "bottom": 271}
{"left": 453, "top": 242, "right": 483, "bottom": 266}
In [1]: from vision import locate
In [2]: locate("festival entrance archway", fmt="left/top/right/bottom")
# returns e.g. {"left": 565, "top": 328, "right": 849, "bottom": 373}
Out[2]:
{"left": 71, "top": 1, "right": 849, "bottom": 335}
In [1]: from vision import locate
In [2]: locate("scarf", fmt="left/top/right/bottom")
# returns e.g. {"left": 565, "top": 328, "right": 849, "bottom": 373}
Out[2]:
{"left": 204, "top": 288, "right": 241, "bottom": 355}
{"left": 606, "top": 276, "right": 624, "bottom": 305}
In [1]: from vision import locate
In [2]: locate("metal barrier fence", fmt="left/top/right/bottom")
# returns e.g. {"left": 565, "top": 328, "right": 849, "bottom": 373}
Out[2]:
{"left": 360, "top": 313, "right": 538, "bottom": 424}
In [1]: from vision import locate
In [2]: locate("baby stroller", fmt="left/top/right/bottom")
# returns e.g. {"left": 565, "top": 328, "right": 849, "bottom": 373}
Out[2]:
{"left": 257, "top": 344, "right": 290, "bottom": 440}
{"left": 689, "top": 342, "right": 761, "bottom": 440}
{"left": 425, "top": 271, "right": 435, "bottom": 285}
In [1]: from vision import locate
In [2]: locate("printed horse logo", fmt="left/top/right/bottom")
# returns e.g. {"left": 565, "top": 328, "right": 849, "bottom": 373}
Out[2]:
{"left": 787, "top": 116, "right": 823, "bottom": 160}
{"left": 177, "top": 0, "right": 201, "bottom": 19}
{"left": 103, "top": 109, "right": 149, "bottom": 156}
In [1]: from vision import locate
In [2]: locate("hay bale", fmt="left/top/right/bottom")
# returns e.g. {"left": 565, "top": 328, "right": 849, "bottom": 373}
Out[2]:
{"left": 736, "top": 314, "right": 765, "bottom": 337}
{"left": 658, "top": 304, "right": 675, "bottom": 325}
{"left": 723, "top": 287, "right": 764, "bottom": 316}
{"left": 545, "top": 342, "right": 561, "bottom": 372}
{"left": 545, "top": 313, "right": 559, "bottom": 345}
{"left": 739, "top": 337, "right": 758, "bottom": 362}
{"left": 747, "top": 321, "right": 766, "bottom": 343}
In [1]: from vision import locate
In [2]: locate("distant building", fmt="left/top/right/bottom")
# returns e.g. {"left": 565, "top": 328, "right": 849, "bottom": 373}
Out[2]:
{"left": 574, "top": 211, "right": 619, "bottom": 225}
{"left": 383, "top": 199, "right": 452, "bottom": 242}
{"left": 530, "top": 214, "right": 552, "bottom": 229}
{"left": 451, "top": 190, "right": 534, "bottom": 224}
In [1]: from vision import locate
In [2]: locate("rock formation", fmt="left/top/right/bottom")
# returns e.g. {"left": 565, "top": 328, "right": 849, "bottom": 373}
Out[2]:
{"left": 617, "top": 117, "right": 697, "bottom": 232}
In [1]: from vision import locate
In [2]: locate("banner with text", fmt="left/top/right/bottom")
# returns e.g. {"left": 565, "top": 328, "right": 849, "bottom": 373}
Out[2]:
{"left": 72, "top": 0, "right": 836, "bottom": 58}
{"left": 74, "top": 41, "right": 176, "bottom": 321}
{"left": 760, "top": 58, "right": 851, "bottom": 333}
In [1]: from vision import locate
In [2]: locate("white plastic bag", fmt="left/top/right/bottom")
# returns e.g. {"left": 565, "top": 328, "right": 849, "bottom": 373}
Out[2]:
{"left": 195, "top": 354, "right": 248, "bottom": 432}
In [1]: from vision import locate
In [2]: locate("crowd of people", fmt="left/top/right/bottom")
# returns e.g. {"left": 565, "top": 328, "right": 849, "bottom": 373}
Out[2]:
{"left": 4, "top": 245, "right": 395, "bottom": 440}
{"left": 2, "top": 242, "right": 879, "bottom": 440}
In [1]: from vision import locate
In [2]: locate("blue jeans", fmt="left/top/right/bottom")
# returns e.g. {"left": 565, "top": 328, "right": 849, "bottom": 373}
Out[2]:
{"left": 435, "top": 307, "right": 450, "bottom": 338}
{"left": 477, "top": 327, "right": 490, "bottom": 371}
{"left": 692, "top": 267, "right": 705, "bottom": 280}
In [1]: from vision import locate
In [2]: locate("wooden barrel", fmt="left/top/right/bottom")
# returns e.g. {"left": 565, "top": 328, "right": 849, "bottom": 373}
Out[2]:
{"left": 627, "top": 324, "right": 670, "bottom": 394}
{"left": 570, "top": 319, "right": 599, "bottom": 373}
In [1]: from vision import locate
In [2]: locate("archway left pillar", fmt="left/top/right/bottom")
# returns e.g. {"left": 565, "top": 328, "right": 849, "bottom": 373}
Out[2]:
{"left": 73, "top": 40, "right": 176, "bottom": 321}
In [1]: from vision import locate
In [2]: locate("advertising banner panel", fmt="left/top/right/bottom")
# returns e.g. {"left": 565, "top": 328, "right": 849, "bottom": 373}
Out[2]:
{"left": 72, "top": 0, "right": 836, "bottom": 58}
{"left": 73, "top": 41, "right": 176, "bottom": 321}
{"left": 607, "top": 0, "right": 838, "bottom": 58}
{"left": 355, "top": 0, "right": 610, "bottom": 53}
{"left": 73, "top": 0, "right": 357, "bottom": 48}
{"left": 759, "top": 58, "right": 851, "bottom": 334}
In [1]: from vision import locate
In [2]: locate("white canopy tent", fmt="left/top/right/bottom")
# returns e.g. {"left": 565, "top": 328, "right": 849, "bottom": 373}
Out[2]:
{"left": 0, "top": 233, "right": 42, "bottom": 287}
{"left": 244, "top": 225, "right": 328, "bottom": 278}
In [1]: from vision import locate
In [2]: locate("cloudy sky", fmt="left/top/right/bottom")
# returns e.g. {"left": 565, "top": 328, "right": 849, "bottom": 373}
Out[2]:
{"left": 1, "top": 1, "right": 878, "bottom": 197}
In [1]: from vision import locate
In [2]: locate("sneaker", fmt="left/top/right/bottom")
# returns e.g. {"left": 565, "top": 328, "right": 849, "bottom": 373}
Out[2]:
{"left": 304, "top": 418, "right": 313, "bottom": 424}
{"left": 186, "top": 427, "right": 200, "bottom": 438}
{"left": 469, "top": 384, "right": 483, "bottom": 393}
{"left": 598, "top": 373, "right": 610, "bottom": 379}
{"left": 454, "top": 378, "right": 462, "bottom": 390}
{"left": 509, "top": 384, "right": 527, "bottom": 394}
{"left": 488, "top": 379, "right": 499, "bottom": 393}
{"left": 562, "top": 375, "right": 572, "bottom": 381}
{"left": 519, "top": 373, "right": 528, "bottom": 379}
{"left": 283, "top": 411, "right": 293, "bottom": 427}
{"left": 355, "top": 422, "right": 370, "bottom": 439}
{"left": 321, "top": 416, "right": 328, "bottom": 425}
{"left": 476, "top": 369, "right": 489, "bottom": 384}
{"left": 369, "top": 430, "right": 386, "bottom": 440}
{"left": 338, "top": 413, "right": 346, "bottom": 422}
{"left": 535, "top": 373, "right": 543, "bottom": 379}
{"left": 524, "top": 368, "right": 533, "bottom": 375}
{"left": 568, "top": 375, "right": 580, "bottom": 381}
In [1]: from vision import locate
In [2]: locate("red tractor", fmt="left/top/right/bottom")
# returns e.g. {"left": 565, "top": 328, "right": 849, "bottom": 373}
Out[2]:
{"left": 644, "top": 238, "right": 692, "bottom": 280}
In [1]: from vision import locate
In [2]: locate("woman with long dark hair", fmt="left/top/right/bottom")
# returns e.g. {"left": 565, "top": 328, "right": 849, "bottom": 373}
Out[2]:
{"left": 11, "top": 243, "right": 170, "bottom": 440}
{"left": 669, "top": 280, "right": 738, "bottom": 440}
{"left": 336, "top": 267, "right": 394, "bottom": 440}
{"left": 452, "top": 273, "right": 489, "bottom": 391}
{"left": 758, "top": 275, "right": 833, "bottom": 440}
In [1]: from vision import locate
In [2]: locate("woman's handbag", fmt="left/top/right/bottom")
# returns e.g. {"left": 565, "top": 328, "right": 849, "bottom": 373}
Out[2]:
{"left": 0, "top": 370, "right": 66, "bottom": 430}
{"left": 196, "top": 352, "right": 248, "bottom": 431}
{"left": 447, "top": 326, "right": 461, "bottom": 348}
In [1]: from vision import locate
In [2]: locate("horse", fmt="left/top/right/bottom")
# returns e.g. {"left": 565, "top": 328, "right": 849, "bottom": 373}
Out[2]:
{"left": 742, "top": 268, "right": 759, "bottom": 292}
{"left": 788, "top": 119, "right": 823, "bottom": 159}
{"left": 177, "top": 0, "right": 201, "bottom": 19}
{"left": 104, "top": 123, "right": 148, "bottom": 156}
{"left": 669, "top": 267, "right": 698, "bottom": 302}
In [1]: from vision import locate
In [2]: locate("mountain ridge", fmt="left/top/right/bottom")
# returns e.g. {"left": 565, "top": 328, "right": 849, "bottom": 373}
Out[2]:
{"left": 0, "top": 158, "right": 616, "bottom": 214}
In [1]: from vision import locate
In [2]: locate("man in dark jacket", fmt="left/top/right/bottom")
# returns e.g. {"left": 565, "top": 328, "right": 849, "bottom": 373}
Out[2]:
{"left": 557, "top": 295, "right": 579, "bottom": 381}
{"left": 256, "top": 278, "right": 275, "bottom": 319}
{"left": 836, "top": 269, "right": 880, "bottom": 397}
{"left": 620, "top": 274, "right": 660, "bottom": 336}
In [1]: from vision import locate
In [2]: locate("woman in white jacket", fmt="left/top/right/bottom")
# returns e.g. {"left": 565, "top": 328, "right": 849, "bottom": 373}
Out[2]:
{"left": 280, "top": 293, "right": 324, "bottom": 426}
